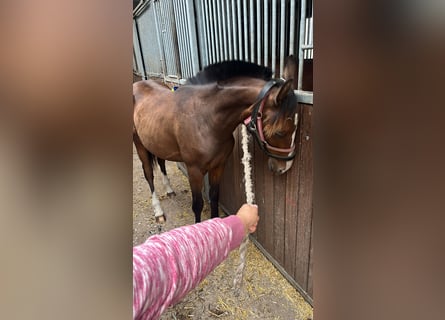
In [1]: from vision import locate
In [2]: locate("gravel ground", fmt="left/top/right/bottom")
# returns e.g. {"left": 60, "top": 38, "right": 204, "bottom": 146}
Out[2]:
{"left": 133, "top": 146, "right": 313, "bottom": 320}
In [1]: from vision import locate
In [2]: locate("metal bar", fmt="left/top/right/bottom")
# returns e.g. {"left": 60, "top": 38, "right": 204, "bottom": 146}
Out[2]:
{"left": 271, "top": 0, "right": 277, "bottom": 77}
{"left": 186, "top": 0, "right": 199, "bottom": 75}
{"left": 211, "top": 0, "right": 218, "bottom": 63}
{"left": 186, "top": 0, "right": 199, "bottom": 76}
{"left": 132, "top": 45, "right": 137, "bottom": 74}
{"left": 309, "top": 16, "right": 313, "bottom": 58}
{"left": 206, "top": 0, "right": 212, "bottom": 64}
{"left": 180, "top": 1, "right": 191, "bottom": 77}
{"left": 295, "top": 90, "right": 313, "bottom": 104}
{"left": 279, "top": 0, "right": 286, "bottom": 76}
{"left": 237, "top": 0, "right": 243, "bottom": 60}
{"left": 132, "top": 20, "right": 141, "bottom": 75}
{"left": 158, "top": 0, "right": 168, "bottom": 74}
{"left": 212, "top": 0, "right": 220, "bottom": 62}
{"left": 179, "top": 1, "right": 192, "bottom": 77}
{"left": 172, "top": 0, "right": 184, "bottom": 78}
{"left": 214, "top": 0, "right": 224, "bottom": 62}
{"left": 152, "top": 3, "right": 167, "bottom": 76}
{"left": 243, "top": 0, "right": 248, "bottom": 61}
{"left": 231, "top": 0, "right": 237, "bottom": 60}
{"left": 196, "top": 0, "right": 208, "bottom": 67}
{"left": 203, "top": 1, "right": 214, "bottom": 65}
{"left": 264, "top": 0, "right": 269, "bottom": 67}
{"left": 134, "top": 19, "right": 148, "bottom": 80}
{"left": 221, "top": 0, "right": 228, "bottom": 60}
{"left": 289, "top": 0, "right": 296, "bottom": 55}
{"left": 256, "top": 0, "right": 261, "bottom": 65}
{"left": 249, "top": 0, "right": 255, "bottom": 62}
{"left": 218, "top": 0, "right": 223, "bottom": 62}
{"left": 133, "top": 0, "right": 150, "bottom": 18}
{"left": 133, "top": 0, "right": 144, "bottom": 16}
{"left": 227, "top": 0, "right": 233, "bottom": 60}
{"left": 171, "top": 0, "right": 182, "bottom": 75}
{"left": 204, "top": 1, "right": 211, "bottom": 65}
{"left": 159, "top": 0, "right": 173, "bottom": 76}
{"left": 169, "top": 0, "right": 181, "bottom": 78}
{"left": 304, "top": 17, "right": 309, "bottom": 59}
{"left": 298, "top": 0, "right": 307, "bottom": 90}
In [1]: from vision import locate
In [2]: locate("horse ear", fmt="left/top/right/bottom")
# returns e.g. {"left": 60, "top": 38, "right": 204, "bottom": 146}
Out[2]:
{"left": 272, "top": 79, "right": 293, "bottom": 105}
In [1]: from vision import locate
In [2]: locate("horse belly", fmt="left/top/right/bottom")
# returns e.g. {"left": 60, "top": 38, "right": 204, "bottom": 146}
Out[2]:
{"left": 135, "top": 110, "right": 182, "bottom": 161}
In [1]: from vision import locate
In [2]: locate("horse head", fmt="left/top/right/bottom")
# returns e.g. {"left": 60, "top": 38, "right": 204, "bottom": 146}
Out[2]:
{"left": 245, "top": 79, "right": 299, "bottom": 175}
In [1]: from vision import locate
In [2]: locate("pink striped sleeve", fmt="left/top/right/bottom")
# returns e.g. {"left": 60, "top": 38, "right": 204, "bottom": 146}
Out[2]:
{"left": 133, "top": 215, "right": 245, "bottom": 320}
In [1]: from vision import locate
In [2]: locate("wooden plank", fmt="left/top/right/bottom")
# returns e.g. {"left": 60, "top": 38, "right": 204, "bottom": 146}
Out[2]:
{"left": 262, "top": 148, "right": 275, "bottom": 254}
{"left": 294, "top": 105, "right": 313, "bottom": 290}
{"left": 253, "top": 139, "right": 267, "bottom": 244}
{"left": 307, "top": 209, "right": 314, "bottom": 296}
{"left": 283, "top": 111, "right": 304, "bottom": 278}
{"left": 219, "top": 155, "right": 232, "bottom": 212}
{"left": 219, "top": 105, "right": 314, "bottom": 301}
{"left": 218, "top": 127, "right": 237, "bottom": 217}
{"left": 220, "top": 129, "right": 237, "bottom": 214}
{"left": 273, "top": 172, "right": 286, "bottom": 266}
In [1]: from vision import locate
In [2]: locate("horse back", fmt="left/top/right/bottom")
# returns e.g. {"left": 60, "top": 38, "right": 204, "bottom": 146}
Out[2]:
{"left": 133, "top": 80, "right": 170, "bottom": 102}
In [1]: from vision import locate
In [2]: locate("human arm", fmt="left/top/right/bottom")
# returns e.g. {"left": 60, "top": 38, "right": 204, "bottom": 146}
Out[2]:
{"left": 133, "top": 204, "right": 258, "bottom": 320}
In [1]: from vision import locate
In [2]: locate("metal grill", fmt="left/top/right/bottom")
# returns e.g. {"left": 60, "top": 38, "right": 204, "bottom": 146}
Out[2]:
{"left": 133, "top": 0, "right": 313, "bottom": 91}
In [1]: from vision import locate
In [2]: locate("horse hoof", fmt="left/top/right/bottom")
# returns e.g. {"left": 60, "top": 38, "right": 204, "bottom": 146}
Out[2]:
{"left": 167, "top": 191, "right": 176, "bottom": 197}
{"left": 156, "top": 215, "right": 166, "bottom": 223}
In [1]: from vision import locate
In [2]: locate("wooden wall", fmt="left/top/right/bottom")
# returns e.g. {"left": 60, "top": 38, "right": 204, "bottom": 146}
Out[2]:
{"left": 219, "top": 103, "right": 313, "bottom": 304}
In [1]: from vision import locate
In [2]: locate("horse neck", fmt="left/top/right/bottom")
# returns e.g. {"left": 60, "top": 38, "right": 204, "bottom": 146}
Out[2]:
{"left": 210, "top": 79, "right": 265, "bottom": 134}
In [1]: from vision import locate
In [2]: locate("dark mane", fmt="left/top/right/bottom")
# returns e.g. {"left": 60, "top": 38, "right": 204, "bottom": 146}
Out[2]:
{"left": 186, "top": 60, "right": 272, "bottom": 85}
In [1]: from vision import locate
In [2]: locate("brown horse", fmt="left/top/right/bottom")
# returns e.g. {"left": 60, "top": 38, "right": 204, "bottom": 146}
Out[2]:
{"left": 133, "top": 61, "right": 299, "bottom": 223}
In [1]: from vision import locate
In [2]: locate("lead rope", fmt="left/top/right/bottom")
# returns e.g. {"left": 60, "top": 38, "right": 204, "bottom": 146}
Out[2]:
{"left": 233, "top": 125, "right": 255, "bottom": 296}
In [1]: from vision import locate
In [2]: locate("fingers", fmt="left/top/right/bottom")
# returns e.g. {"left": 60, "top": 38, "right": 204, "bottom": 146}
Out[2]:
{"left": 236, "top": 203, "right": 260, "bottom": 234}
{"left": 248, "top": 221, "right": 258, "bottom": 234}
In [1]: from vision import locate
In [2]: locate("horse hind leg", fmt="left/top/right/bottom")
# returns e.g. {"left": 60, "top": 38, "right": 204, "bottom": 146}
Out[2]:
{"left": 133, "top": 133, "right": 166, "bottom": 223}
{"left": 157, "top": 158, "right": 176, "bottom": 197}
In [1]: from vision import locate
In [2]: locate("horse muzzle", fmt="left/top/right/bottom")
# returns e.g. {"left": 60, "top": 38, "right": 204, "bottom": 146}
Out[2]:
{"left": 268, "top": 158, "right": 294, "bottom": 175}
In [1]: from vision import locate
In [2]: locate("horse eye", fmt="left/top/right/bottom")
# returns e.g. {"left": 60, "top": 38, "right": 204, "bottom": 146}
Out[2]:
{"left": 275, "top": 131, "right": 285, "bottom": 137}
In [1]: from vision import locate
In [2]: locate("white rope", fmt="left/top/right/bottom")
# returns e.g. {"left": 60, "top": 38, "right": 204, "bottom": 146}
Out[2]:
{"left": 233, "top": 125, "right": 255, "bottom": 295}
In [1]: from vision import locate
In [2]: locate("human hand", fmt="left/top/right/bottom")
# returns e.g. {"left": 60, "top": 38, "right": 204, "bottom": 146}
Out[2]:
{"left": 235, "top": 204, "right": 259, "bottom": 234}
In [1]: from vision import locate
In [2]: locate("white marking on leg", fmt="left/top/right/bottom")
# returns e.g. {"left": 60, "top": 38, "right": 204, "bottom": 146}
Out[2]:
{"left": 151, "top": 191, "right": 164, "bottom": 217}
{"left": 162, "top": 174, "right": 174, "bottom": 194}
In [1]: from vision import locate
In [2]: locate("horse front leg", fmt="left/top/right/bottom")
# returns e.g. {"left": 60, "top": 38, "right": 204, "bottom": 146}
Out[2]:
{"left": 187, "top": 166, "right": 204, "bottom": 223}
{"left": 208, "top": 164, "right": 225, "bottom": 219}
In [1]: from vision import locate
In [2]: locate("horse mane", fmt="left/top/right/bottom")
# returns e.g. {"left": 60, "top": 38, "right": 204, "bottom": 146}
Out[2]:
{"left": 186, "top": 60, "right": 272, "bottom": 85}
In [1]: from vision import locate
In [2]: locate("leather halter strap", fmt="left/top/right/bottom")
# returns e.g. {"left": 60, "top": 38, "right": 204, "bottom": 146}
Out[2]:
{"left": 243, "top": 80, "right": 297, "bottom": 161}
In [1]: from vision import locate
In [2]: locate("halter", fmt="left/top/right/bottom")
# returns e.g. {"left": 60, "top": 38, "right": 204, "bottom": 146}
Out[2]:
{"left": 243, "top": 80, "right": 297, "bottom": 161}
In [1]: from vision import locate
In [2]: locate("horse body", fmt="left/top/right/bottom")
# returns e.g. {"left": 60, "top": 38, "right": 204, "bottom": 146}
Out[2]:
{"left": 133, "top": 61, "right": 299, "bottom": 223}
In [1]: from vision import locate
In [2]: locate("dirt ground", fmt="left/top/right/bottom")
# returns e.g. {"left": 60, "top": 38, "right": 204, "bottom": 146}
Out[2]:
{"left": 133, "top": 147, "right": 313, "bottom": 319}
